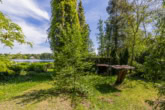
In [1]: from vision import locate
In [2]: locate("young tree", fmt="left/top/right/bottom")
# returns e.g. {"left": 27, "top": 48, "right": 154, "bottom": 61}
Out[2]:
{"left": 127, "top": 0, "right": 154, "bottom": 66}
{"left": 97, "top": 18, "right": 105, "bottom": 57}
{"left": 48, "top": 0, "right": 85, "bottom": 94}
{"left": 78, "top": 0, "right": 93, "bottom": 55}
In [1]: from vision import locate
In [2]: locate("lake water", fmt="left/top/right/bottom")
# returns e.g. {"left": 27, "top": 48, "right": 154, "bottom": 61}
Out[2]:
{"left": 12, "top": 59, "right": 54, "bottom": 63}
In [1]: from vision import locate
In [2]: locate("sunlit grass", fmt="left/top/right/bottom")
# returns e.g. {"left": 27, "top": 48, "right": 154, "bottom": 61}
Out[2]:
{"left": 0, "top": 72, "right": 52, "bottom": 101}
{"left": 75, "top": 75, "right": 158, "bottom": 110}
{"left": 0, "top": 73, "right": 158, "bottom": 110}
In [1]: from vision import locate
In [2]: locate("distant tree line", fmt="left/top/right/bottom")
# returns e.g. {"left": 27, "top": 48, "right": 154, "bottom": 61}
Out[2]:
{"left": 0, "top": 53, "right": 53, "bottom": 59}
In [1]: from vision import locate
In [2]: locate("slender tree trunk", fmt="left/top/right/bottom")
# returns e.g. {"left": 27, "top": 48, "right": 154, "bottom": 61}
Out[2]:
{"left": 130, "top": 34, "right": 136, "bottom": 66}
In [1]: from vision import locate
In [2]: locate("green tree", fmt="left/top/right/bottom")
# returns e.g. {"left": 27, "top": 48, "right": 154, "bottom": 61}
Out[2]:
{"left": 0, "top": 1, "right": 31, "bottom": 77}
{"left": 0, "top": 12, "right": 31, "bottom": 48}
{"left": 126, "top": 0, "right": 153, "bottom": 66}
{"left": 105, "top": 0, "right": 132, "bottom": 64}
{"left": 48, "top": 0, "right": 87, "bottom": 97}
{"left": 143, "top": 0, "right": 165, "bottom": 81}
{"left": 152, "top": 2, "right": 165, "bottom": 109}
{"left": 78, "top": 0, "right": 93, "bottom": 55}
{"left": 97, "top": 18, "right": 105, "bottom": 57}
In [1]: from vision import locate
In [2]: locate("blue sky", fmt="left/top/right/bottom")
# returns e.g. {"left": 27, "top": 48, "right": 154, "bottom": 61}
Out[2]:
{"left": 0, "top": 0, "right": 108, "bottom": 54}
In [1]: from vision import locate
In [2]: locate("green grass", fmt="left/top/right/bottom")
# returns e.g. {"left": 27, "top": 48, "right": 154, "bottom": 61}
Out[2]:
{"left": 75, "top": 75, "right": 158, "bottom": 110}
{"left": 0, "top": 72, "right": 52, "bottom": 101}
{"left": 0, "top": 73, "right": 158, "bottom": 110}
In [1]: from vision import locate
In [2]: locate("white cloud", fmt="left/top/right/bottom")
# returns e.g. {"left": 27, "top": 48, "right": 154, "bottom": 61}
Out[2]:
{"left": 0, "top": 44, "right": 51, "bottom": 54}
{"left": 15, "top": 20, "right": 48, "bottom": 45}
{"left": 0, "top": 0, "right": 51, "bottom": 54}
{"left": 0, "top": 0, "right": 49, "bottom": 20}
{"left": 0, "top": 18, "right": 51, "bottom": 54}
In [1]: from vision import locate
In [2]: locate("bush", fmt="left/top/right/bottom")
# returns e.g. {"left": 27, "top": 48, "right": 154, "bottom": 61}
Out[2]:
{"left": 0, "top": 57, "right": 15, "bottom": 80}
{"left": 9, "top": 63, "right": 29, "bottom": 75}
{"left": 10, "top": 62, "right": 53, "bottom": 74}
{"left": 143, "top": 56, "right": 164, "bottom": 82}
{"left": 27, "top": 63, "right": 47, "bottom": 73}
{"left": 0, "top": 57, "right": 13, "bottom": 73}
{"left": 0, "top": 61, "right": 52, "bottom": 80}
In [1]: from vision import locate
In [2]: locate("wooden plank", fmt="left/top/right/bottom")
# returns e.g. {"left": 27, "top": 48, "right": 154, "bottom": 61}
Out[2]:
{"left": 110, "top": 65, "right": 135, "bottom": 70}
{"left": 96, "top": 64, "right": 110, "bottom": 67}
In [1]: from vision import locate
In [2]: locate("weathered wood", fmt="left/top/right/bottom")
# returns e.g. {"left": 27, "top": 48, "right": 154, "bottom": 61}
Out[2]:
{"left": 115, "top": 70, "right": 127, "bottom": 85}
{"left": 110, "top": 65, "right": 135, "bottom": 86}
{"left": 96, "top": 64, "right": 110, "bottom": 75}
{"left": 111, "top": 65, "right": 135, "bottom": 70}
{"left": 96, "top": 64, "right": 110, "bottom": 67}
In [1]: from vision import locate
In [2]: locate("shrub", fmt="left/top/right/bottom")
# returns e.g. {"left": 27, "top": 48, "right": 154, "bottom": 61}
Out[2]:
{"left": 143, "top": 56, "right": 164, "bottom": 82}
{"left": 0, "top": 57, "right": 15, "bottom": 80}
{"left": 27, "top": 63, "right": 47, "bottom": 73}
{"left": 0, "top": 57, "right": 13, "bottom": 73}
{"left": 120, "top": 48, "right": 129, "bottom": 65}
{"left": 9, "top": 63, "right": 29, "bottom": 74}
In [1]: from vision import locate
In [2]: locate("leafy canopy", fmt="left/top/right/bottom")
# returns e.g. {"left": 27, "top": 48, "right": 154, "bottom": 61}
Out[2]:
{"left": 0, "top": 12, "right": 32, "bottom": 48}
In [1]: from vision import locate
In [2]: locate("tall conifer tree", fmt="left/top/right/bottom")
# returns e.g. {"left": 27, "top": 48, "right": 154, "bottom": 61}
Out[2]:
{"left": 48, "top": 0, "right": 84, "bottom": 91}
{"left": 78, "top": 0, "right": 92, "bottom": 55}
{"left": 97, "top": 18, "right": 106, "bottom": 57}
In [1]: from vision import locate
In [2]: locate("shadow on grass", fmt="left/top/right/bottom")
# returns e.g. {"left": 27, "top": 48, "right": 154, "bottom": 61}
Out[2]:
{"left": 12, "top": 87, "right": 87, "bottom": 106}
{"left": 145, "top": 100, "right": 155, "bottom": 107}
{"left": 145, "top": 99, "right": 165, "bottom": 110}
{"left": 12, "top": 88, "right": 68, "bottom": 105}
{"left": 95, "top": 84, "right": 121, "bottom": 94}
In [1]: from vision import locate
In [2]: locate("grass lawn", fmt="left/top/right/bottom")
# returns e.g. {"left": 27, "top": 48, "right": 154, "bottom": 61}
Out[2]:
{"left": 0, "top": 72, "right": 158, "bottom": 110}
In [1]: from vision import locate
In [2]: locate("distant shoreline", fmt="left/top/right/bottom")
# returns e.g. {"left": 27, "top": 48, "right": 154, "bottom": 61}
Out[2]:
{"left": 12, "top": 59, "right": 54, "bottom": 63}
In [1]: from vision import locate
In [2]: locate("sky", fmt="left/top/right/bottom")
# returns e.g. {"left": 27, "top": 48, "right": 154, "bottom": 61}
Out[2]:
{"left": 0, "top": 0, "right": 109, "bottom": 54}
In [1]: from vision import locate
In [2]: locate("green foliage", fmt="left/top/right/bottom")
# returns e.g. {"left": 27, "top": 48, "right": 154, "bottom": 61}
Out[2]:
{"left": 78, "top": 0, "right": 93, "bottom": 55}
{"left": 10, "top": 63, "right": 29, "bottom": 74}
{"left": 0, "top": 12, "right": 32, "bottom": 48}
{"left": 120, "top": 48, "right": 129, "bottom": 65}
{"left": 0, "top": 62, "right": 53, "bottom": 81}
{"left": 77, "top": 0, "right": 94, "bottom": 74}
{"left": 97, "top": 18, "right": 106, "bottom": 57}
{"left": 0, "top": 57, "right": 13, "bottom": 73}
{"left": 0, "top": 53, "right": 53, "bottom": 59}
{"left": 143, "top": 56, "right": 164, "bottom": 81}
{"left": 48, "top": 0, "right": 90, "bottom": 98}
{"left": 27, "top": 63, "right": 47, "bottom": 73}
{"left": 0, "top": 57, "right": 15, "bottom": 80}
{"left": 105, "top": 0, "right": 132, "bottom": 60}
{"left": 142, "top": 1, "right": 165, "bottom": 81}
{"left": 110, "top": 49, "right": 119, "bottom": 65}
